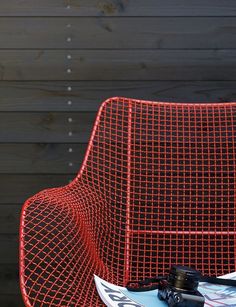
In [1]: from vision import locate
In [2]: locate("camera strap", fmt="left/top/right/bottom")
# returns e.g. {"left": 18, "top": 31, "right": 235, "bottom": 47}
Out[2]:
{"left": 200, "top": 275, "right": 236, "bottom": 287}
{"left": 126, "top": 276, "right": 165, "bottom": 292}
{"left": 126, "top": 275, "right": 236, "bottom": 292}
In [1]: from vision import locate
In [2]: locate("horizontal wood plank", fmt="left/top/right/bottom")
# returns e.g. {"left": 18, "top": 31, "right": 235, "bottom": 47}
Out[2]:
{"left": 0, "top": 295, "right": 24, "bottom": 307}
{"left": 0, "top": 112, "right": 96, "bottom": 143}
{"left": 0, "top": 205, "right": 21, "bottom": 234}
{"left": 0, "top": 81, "right": 236, "bottom": 111}
{"left": 0, "top": 175, "right": 72, "bottom": 204}
{"left": 0, "top": 50, "right": 235, "bottom": 80}
{"left": 0, "top": 264, "right": 19, "bottom": 294}
{"left": 0, "top": 234, "right": 18, "bottom": 264}
{"left": 0, "top": 143, "right": 86, "bottom": 174}
{"left": 0, "top": 0, "right": 235, "bottom": 16}
{"left": 0, "top": 263, "right": 29, "bottom": 304}
{"left": 0, "top": 17, "right": 235, "bottom": 49}
{"left": 0, "top": 81, "right": 102, "bottom": 111}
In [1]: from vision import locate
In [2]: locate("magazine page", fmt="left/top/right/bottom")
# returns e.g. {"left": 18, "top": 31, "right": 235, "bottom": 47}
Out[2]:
{"left": 94, "top": 275, "right": 165, "bottom": 307}
{"left": 198, "top": 271, "right": 236, "bottom": 307}
{"left": 95, "top": 272, "right": 236, "bottom": 307}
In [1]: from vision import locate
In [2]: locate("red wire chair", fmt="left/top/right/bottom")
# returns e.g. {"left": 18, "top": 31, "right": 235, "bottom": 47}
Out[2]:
{"left": 20, "top": 97, "right": 236, "bottom": 306}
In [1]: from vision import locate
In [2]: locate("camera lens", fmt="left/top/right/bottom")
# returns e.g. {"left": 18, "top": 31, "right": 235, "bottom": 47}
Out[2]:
{"left": 168, "top": 265, "right": 201, "bottom": 292}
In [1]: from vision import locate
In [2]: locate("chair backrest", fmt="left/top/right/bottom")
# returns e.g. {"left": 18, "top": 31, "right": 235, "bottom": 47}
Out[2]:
{"left": 79, "top": 97, "right": 236, "bottom": 283}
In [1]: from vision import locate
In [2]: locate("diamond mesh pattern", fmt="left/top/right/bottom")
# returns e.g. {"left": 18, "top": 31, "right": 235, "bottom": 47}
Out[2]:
{"left": 20, "top": 97, "right": 236, "bottom": 306}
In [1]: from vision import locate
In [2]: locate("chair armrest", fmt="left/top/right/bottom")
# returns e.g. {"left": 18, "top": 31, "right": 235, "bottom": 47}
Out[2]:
{"left": 19, "top": 180, "right": 109, "bottom": 306}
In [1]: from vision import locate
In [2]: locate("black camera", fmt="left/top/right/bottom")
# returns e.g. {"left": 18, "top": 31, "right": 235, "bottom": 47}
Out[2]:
{"left": 157, "top": 265, "right": 205, "bottom": 307}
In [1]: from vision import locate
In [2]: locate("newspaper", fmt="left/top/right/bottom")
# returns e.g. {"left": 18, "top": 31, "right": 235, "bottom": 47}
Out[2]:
{"left": 94, "top": 271, "right": 236, "bottom": 307}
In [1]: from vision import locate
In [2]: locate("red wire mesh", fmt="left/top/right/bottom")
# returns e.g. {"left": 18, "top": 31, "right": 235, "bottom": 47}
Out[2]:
{"left": 20, "top": 97, "right": 236, "bottom": 306}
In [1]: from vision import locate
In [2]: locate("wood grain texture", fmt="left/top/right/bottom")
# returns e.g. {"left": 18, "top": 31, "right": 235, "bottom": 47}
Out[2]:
{"left": 0, "top": 17, "right": 235, "bottom": 49}
{"left": 0, "top": 264, "right": 19, "bottom": 293}
{"left": 0, "top": 0, "right": 235, "bottom": 16}
{"left": 0, "top": 264, "right": 29, "bottom": 307}
{"left": 0, "top": 112, "right": 96, "bottom": 143}
{"left": 0, "top": 143, "right": 86, "bottom": 174}
{"left": 0, "top": 295, "right": 24, "bottom": 307}
{"left": 1, "top": 81, "right": 236, "bottom": 111}
{"left": 0, "top": 175, "right": 73, "bottom": 204}
{"left": 0, "top": 81, "right": 103, "bottom": 111}
{"left": 0, "top": 235, "right": 18, "bottom": 264}
{"left": 0, "top": 50, "right": 235, "bottom": 81}
{"left": 0, "top": 205, "right": 21, "bottom": 234}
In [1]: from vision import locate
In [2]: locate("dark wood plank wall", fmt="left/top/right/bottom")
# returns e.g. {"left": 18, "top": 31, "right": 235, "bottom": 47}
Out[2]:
{"left": 0, "top": 1, "right": 235, "bottom": 305}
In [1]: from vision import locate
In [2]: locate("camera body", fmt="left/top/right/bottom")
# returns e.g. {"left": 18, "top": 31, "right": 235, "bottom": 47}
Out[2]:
{"left": 157, "top": 265, "right": 205, "bottom": 307}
